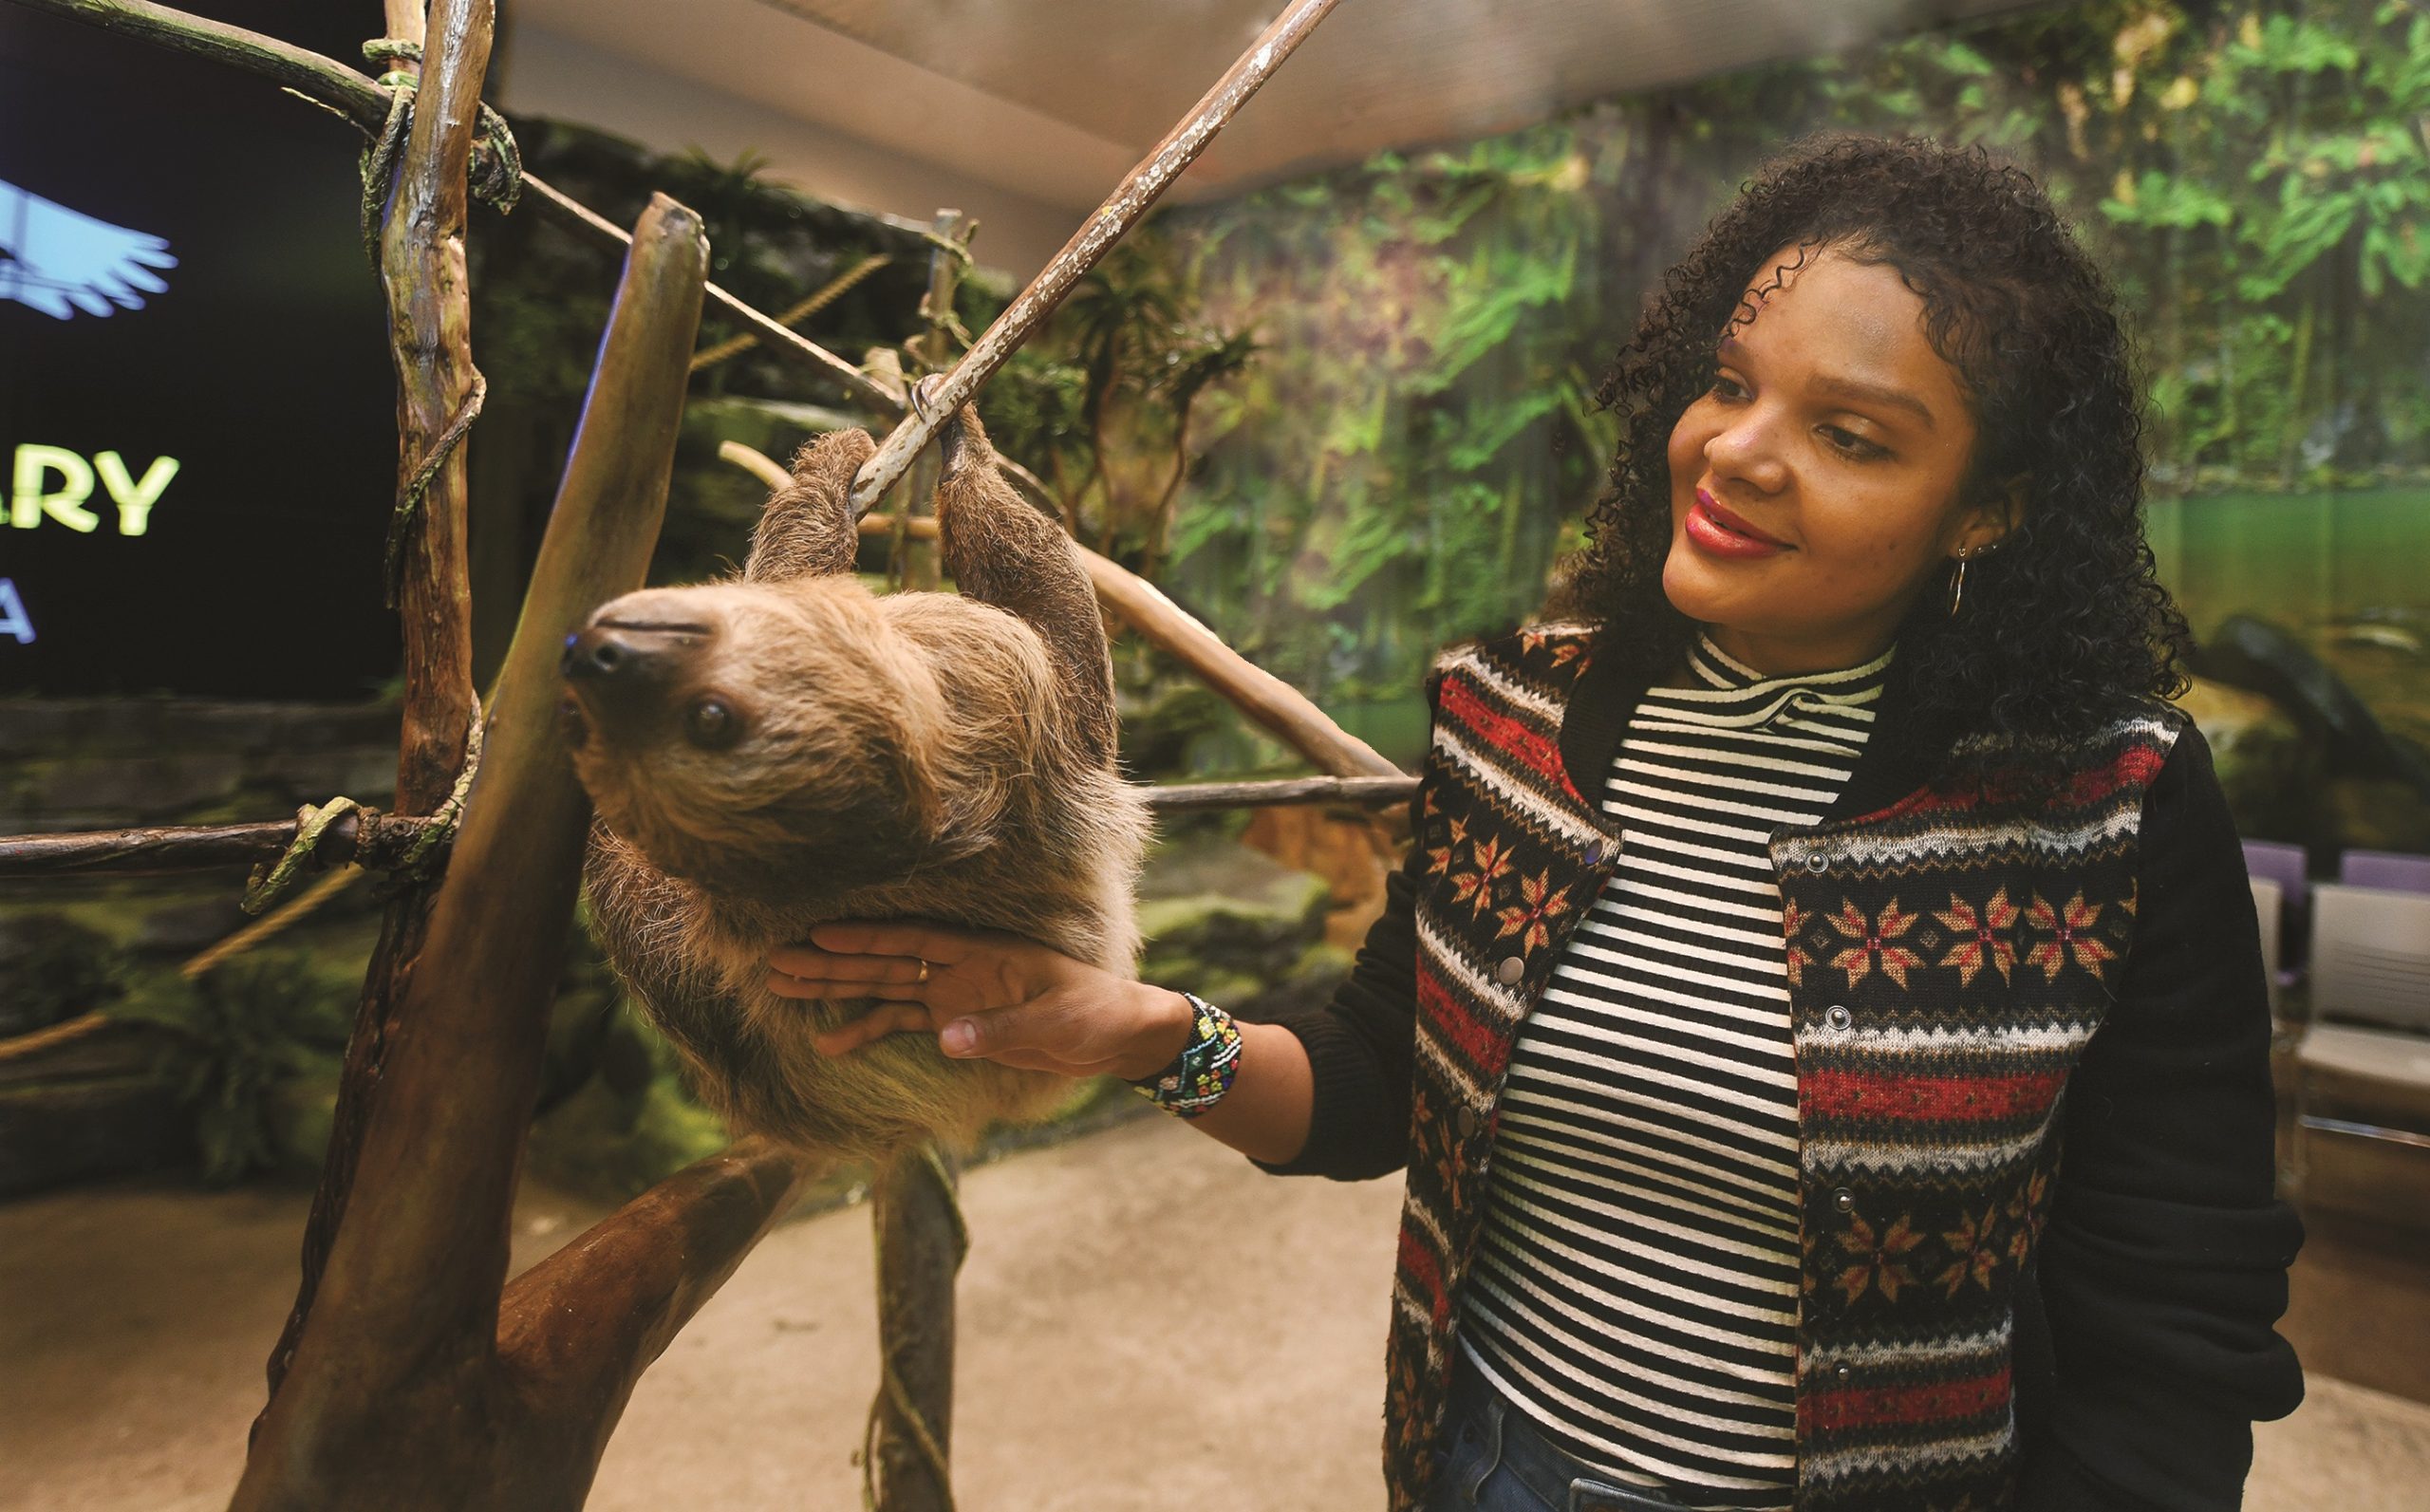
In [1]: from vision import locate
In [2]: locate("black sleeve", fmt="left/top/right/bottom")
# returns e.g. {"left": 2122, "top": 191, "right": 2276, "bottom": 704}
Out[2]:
{"left": 2017, "top": 723, "right": 2306, "bottom": 1510}
{"left": 1242, "top": 778, "right": 1429, "bottom": 1182}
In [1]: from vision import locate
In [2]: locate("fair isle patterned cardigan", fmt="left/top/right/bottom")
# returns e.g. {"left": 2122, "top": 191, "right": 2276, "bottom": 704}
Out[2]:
{"left": 1262, "top": 623, "right": 2303, "bottom": 1512}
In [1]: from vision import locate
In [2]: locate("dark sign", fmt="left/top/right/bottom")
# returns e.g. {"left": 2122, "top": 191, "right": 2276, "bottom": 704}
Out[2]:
{"left": 1, "top": 0, "right": 400, "bottom": 697}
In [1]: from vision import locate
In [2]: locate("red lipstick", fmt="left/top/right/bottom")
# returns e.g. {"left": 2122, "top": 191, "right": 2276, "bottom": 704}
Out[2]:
{"left": 1685, "top": 489, "right": 1789, "bottom": 559}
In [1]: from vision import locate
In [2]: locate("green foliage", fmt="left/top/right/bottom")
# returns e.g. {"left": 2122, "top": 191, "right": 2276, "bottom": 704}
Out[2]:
{"left": 1131, "top": 0, "right": 2430, "bottom": 708}
{"left": 114, "top": 957, "right": 351, "bottom": 1185}
{"left": 1158, "top": 128, "right": 1618, "bottom": 704}
{"left": 0, "top": 916, "right": 116, "bottom": 1036}
{"left": 977, "top": 235, "right": 1258, "bottom": 577}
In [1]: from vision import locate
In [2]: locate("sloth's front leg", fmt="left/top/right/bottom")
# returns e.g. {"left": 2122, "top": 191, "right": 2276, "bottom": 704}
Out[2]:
{"left": 743, "top": 427, "right": 874, "bottom": 584}
{"left": 931, "top": 403, "right": 1119, "bottom": 768}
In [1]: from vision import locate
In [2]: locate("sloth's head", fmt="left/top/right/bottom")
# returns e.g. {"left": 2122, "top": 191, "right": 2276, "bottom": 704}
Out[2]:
{"left": 560, "top": 580, "right": 949, "bottom": 899}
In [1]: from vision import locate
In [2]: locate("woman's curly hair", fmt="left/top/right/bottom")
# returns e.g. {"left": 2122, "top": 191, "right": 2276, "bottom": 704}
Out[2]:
{"left": 1564, "top": 134, "right": 2190, "bottom": 781}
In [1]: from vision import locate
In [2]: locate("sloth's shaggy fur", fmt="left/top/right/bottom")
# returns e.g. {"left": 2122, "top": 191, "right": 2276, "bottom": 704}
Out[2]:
{"left": 571, "top": 418, "right": 1147, "bottom": 1158}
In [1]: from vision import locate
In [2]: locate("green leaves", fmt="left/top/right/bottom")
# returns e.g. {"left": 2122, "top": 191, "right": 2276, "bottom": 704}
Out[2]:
{"left": 2227, "top": 12, "right": 2361, "bottom": 75}
{"left": 1112, "top": 0, "right": 2430, "bottom": 702}
{"left": 2101, "top": 170, "right": 2234, "bottom": 229}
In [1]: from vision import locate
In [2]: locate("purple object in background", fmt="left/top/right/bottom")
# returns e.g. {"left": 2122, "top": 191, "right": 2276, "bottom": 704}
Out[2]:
{"left": 2340, "top": 849, "right": 2430, "bottom": 895}
{"left": 2244, "top": 839, "right": 2310, "bottom": 902}
{"left": 2243, "top": 839, "right": 2310, "bottom": 987}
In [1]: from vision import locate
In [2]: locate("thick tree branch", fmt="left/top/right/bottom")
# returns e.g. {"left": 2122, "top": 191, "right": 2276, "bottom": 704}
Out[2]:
{"left": 495, "top": 1137, "right": 818, "bottom": 1453}
{"left": 254, "top": 0, "right": 496, "bottom": 1417}
{"left": 233, "top": 193, "right": 707, "bottom": 1511}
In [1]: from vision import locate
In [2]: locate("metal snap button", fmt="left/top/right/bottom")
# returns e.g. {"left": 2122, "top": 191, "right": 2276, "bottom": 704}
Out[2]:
{"left": 1495, "top": 956, "right": 1524, "bottom": 986}
{"left": 1805, "top": 853, "right": 1829, "bottom": 874}
{"left": 1832, "top": 1187, "right": 1856, "bottom": 1215}
{"left": 1824, "top": 1004, "right": 1853, "bottom": 1031}
{"left": 1583, "top": 840, "right": 1606, "bottom": 866}
{"left": 1457, "top": 1105, "right": 1480, "bottom": 1139}
{"left": 1833, "top": 1363, "right": 1853, "bottom": 1384}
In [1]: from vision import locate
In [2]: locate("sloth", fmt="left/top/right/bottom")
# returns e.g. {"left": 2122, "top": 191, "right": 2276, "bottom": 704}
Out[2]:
{"left": 562, "top": 410, "right": 1147, "bottom": 1159}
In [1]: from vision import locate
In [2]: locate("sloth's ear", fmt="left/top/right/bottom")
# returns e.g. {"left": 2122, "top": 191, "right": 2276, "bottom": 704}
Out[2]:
{"left": 934, "top": 406, "right": 1119, "bottom": 768}
{"left": 746, "top": 427, "right": 875, "bottom": 583}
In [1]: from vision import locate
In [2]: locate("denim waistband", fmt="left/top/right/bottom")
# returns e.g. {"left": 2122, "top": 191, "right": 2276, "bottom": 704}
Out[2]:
{"left": 1442, "top": 1354, "right": 1688, "bottom": 1512}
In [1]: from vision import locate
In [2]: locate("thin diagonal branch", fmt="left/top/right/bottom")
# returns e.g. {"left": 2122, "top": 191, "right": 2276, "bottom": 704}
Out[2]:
{"left": 847, "top": 0, "right": 1347, "bottom": 513}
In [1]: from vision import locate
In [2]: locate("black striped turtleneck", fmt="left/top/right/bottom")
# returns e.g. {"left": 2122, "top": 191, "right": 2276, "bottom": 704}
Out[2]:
{"left": 1460, "top": 632, "right": 1893, "bottom": 1511}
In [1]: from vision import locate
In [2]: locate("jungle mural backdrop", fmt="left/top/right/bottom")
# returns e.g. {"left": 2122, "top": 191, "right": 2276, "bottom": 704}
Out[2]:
{"left": 12, "top": 0, "right": 2426, "bottom": 1197}
{"left": 1015, "top": 0, "right": 2430, "bottom": 826}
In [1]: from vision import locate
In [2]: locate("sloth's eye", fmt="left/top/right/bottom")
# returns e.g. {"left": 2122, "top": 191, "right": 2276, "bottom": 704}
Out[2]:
{"left": 684, "top": 698, "right": 741, "bottom": 750}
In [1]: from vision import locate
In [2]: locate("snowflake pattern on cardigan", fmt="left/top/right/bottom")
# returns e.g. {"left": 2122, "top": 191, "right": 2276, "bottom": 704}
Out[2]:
{"left": 1378, "top": 623, "right": 2178, "bottom": 1512}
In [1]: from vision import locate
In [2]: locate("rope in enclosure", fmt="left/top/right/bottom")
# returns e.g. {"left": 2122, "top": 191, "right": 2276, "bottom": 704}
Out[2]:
{"left": 243, "top": 797, "right": 366, "bottom": 916}
{"left": 185, "top": 868, "right": 364, "bottom": 979}
{"left": 690, "top": 252, "right": 895, "bottom": 373}
{"left": 395, "top": 716, "right": 483, "bottom": 884}
{"left": 383, "top": 370, "right": 487, "bottom": 607}
{"left": 234, "top": 716, "right": 479, "bottom": 924}
{"left": 358, "top": 38, "right": 522, "bottom": 264}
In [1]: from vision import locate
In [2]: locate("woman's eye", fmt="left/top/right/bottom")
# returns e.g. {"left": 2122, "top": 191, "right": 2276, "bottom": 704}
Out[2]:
{"left": 1710, "top": 373, "right": 1748, "bottom": 401}
{"left": 1820, "top": 424, "right": 1887, "bottom": 460}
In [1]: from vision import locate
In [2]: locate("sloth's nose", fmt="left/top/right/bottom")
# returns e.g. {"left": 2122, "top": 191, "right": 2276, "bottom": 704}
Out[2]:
{"left": 561, "top": 623, "right": 706, "bottom": 711}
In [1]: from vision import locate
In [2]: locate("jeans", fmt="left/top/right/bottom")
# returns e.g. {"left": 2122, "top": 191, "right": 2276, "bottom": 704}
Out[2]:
{"left": 1424, "top": 1355, "right": 1690, "bottom": 1512}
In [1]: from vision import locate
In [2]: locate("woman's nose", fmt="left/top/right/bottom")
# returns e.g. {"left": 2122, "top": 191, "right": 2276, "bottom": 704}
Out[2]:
{"left": 1704, "top": 408, "right": 1790, "bottom": 493}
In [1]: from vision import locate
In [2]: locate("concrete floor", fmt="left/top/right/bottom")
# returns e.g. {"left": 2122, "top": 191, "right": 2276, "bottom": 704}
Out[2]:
{"left": 3, "top": 1116, "right": 2426, "bottom": 1511}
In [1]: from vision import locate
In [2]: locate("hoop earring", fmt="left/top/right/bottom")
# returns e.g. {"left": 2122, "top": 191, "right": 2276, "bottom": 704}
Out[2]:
{"left": 1947, "top": 551, "right": 1971, "bottom": 618}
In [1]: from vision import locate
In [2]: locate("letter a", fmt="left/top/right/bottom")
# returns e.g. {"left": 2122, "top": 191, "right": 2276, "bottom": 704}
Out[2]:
{"left": 0, "top": 578, "right": 32, "bottom": 644}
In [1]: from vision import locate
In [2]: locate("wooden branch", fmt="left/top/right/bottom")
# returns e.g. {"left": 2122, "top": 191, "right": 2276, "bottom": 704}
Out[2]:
{"left": 252, "top": 0, "right": 497, "bottom": 1425}
{"left": 1145, "top": 775, "right": 1417, "bottom": 812}
{"left": 14, "top": 0, "right": 895, "bottom": 414}
{"left": 0, "top": 812, "right": 434, "bottom": 878}
{"left": 9, "top": 0, "right": 391, "bottom": 124}
{"left": 494, "top": 1137, "right": 817, "bottom": 1468}
{"left": 893, "top": 210, "right": 969, "bottom": 593}
{"left": 717, "top": 438, "right": 793, "bottom": 493}
{"left": 847, "top": 0, "right": 1348, "bottom": 513}
{"left": 1078, "top": 546, "right": 1402, "bottom": 780}
{"left": 378, "top": 0, "right": 422, "bottom": 79}
{"left": 870, "top": 1146, "right": 964, "bottom": 1511}
{"left": 380, "top": 0, "right": 485, "bottom": 818}
{"left": 0, "top": 1011, "right": 108, "bottom": 1063}
{"left": 234, "top": 193, "right": 707, "bottom": 1511}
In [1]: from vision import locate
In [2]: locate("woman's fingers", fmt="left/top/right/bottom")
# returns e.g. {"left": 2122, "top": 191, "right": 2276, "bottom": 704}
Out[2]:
{"left": 767, "top": 944, "right": 930, "bottom": 988}
{"left": 808, "top": 920, "right": 1012, "bottom": 965}
{"left": 810, "top": 1002, "right": 940, "bottom": 1056}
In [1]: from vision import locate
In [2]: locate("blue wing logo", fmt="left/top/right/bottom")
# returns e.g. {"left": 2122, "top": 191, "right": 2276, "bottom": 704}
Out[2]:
{"left": 0, "top": 178, "right": 178, "bottom": 320}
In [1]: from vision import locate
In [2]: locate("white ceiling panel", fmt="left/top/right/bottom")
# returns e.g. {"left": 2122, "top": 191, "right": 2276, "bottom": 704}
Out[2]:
{"left": 508, "top": 0, "right": 2045, "bottom": 211}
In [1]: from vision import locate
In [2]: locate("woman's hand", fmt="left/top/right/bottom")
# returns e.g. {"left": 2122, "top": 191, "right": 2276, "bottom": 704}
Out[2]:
{"left": 765, "top": 922, "right": 1194, "bottom": 1081}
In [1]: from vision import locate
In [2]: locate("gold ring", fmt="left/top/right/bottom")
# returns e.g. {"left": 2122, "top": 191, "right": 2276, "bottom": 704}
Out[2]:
{"left": 915, "top": 959, "right": 930, "bottom": 985}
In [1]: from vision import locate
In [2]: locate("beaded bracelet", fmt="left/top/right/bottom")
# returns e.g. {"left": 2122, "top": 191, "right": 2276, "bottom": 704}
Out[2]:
{"left": 1128, "top": 992, "right": 1243, "bottom": 1118}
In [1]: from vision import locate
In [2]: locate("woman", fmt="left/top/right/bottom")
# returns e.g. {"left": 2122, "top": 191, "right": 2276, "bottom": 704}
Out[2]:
{"left": 768, "top": 137, "right": 2303, "bottom": 1511}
